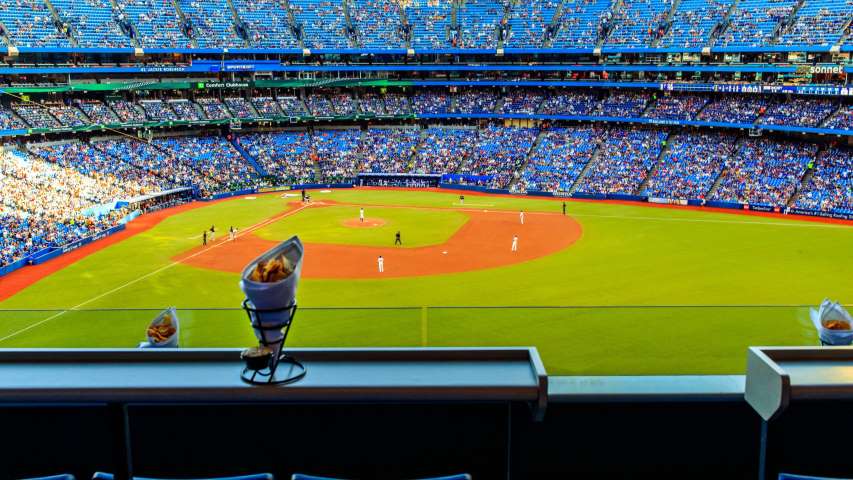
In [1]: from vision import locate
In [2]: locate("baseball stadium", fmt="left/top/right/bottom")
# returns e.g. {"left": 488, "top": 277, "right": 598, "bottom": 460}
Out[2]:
{"left": 0, "top": 0, "right": 851, "bottom": 478}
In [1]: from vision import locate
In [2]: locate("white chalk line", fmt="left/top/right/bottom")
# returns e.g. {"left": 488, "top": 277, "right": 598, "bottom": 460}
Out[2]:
{"left": 0, "top": 203, "right": 311, "bottom": 344}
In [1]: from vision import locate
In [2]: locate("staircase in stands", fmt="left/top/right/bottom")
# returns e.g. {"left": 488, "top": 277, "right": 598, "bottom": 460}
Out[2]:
{"left": 635, "top": 131, "right": 674, "bottom": 195}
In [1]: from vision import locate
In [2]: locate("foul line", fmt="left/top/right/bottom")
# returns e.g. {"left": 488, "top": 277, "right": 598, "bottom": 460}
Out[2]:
{"left": 0, "top": 203, "right": 311, "bottom": 344}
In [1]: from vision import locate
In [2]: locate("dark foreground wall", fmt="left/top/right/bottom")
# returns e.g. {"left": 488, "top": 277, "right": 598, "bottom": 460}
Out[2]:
{"left": 0, "top": 398, "right": 763, "bottom": 479}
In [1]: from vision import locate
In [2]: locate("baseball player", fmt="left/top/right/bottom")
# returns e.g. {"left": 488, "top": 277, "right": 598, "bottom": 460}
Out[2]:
{"left": 378, "top": 255, "right": 384, "bottom": 273}
{"left": 562, "top": 202, "right": 566, "bottom": 215}
{"left": 202, "top": 230, "right": 207, "bottom": 247}
{"left": 519, "top": 210, "right": 525, "bottom": 225}
{"left": 511, "top": 235, "right": 518, "bottom": 252}
{"left": 209, "top": 225, "right": 216, "bottom": 241}
{"left": 229, "top": 226, "right": 236, "bottom": 241}
{"left": 360, "top": 207, "right": 365, "bottom": 223}
{"left": 395, "top": 231, "right": 402, "bottom": 246}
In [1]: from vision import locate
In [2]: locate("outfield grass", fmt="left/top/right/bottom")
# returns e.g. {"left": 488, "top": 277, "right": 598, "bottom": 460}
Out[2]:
{"left": 0, "top": 189, "right": 850, "bottom": 375}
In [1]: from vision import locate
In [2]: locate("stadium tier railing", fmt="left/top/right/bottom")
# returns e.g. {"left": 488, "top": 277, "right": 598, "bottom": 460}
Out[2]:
{"left": 0, "top": 305, "right": 839, "bottom": 376}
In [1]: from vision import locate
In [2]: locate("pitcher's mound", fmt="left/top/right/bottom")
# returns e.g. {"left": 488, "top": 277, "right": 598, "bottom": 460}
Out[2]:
{"left": 344, "top": 218, "right": 386, "bottom": 228}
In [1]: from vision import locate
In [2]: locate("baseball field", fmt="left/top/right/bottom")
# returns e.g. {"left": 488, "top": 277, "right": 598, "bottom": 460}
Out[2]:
{"left": 0, "top": 188, "right": 851, "bottom": 375}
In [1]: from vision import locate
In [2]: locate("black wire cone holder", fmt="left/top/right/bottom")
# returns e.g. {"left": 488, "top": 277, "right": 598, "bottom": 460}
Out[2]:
{"left": 240, "top": 299, "right": 307, "bottom": 385}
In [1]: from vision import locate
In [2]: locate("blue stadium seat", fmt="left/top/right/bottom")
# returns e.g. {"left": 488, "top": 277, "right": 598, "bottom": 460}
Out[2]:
{"left": 779, "top": 475, "right": 853, "bottom": 480}
{"left": 20, "top": 475, "right": 76, "bottom": 480}
{"left": 92, "top": 474, "right": 273, "bottom": 480}
{"left": 291, "top": 475, "right": 471, "bottom": 480}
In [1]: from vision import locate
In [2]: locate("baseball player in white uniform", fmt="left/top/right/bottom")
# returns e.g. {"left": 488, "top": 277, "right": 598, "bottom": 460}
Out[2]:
{"left": 360, "top": 207, "right": 365, "bottom": 223}
{"left": 519, "top": 210, "right": 525, "bottom": 224}
{"left": 378, "top": 255, "right": 384, "bottom": 273}
{"left": 511, "top": 235, "right": 518, "bottom": 252}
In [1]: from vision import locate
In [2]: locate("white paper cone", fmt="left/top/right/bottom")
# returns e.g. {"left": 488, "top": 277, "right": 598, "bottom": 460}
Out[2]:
{"left": 239, "top": 236, "right": 304, "bottom": 351}
{"left": 812, "top": 299, "right": 853, "bottom": 346}
{"left": 143, "top": 307, "right": 180, "bottom": 348}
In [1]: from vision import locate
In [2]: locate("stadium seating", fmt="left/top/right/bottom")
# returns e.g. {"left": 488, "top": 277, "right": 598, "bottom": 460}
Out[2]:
{"left": 658, "top": 0, "right": 730, "bottom": 48}
{"left": 720, "top": 0, "right": 797, "bottom": 47}
{"left": 358, "top": 93, "right": 388, "bottom": 115}
{"left": 456, "top": 0, "right": 504, "bottom": 48}
{"left": 13, "top": 104, "right": 62, "bottom": 129}
{"left": 643, "top": 131, "right": 734, "bottom": 199}
{"left": 695, "top": 96, "right": 768, "bottom": 124}
{"left": 28, "top": 141, "right": 169, "bottom": 194}
{"left": 139, "top": 100, "right": 178, "bottom": 121}
{"left": 224, "top": 97, "right": 257, "bottom": 119}
{"left": 459, "top": 125, "right": 538, "bottom": 188}
{"left": 197, "top": 98, "right": 233, "bottom": 120}
{"left": 168, "top": 100, "right": 201, "bottom": 121}
{"left": 20, "top": 474, "right": 75, "bottom": 480}
{"left": 596, "top": 92, "right": 649, "bottom": 117}
{"left": 405, "top": 0, "right": 452, "bottom": 48}
{"left": 312, "top": 129, "right": 363, "bottom": 181}
{"left": 75, "top": 100, "right": 120, "bottom": 124}
{"left": 454, "top": 90, "right": 500, "bottom": 114}
{"left": 505, "top": 0, "right": 560, "bottom": 47}
{"left": 51, "top": 0, "right": 130, "bottom": 47}
{"left": 780, "top": 0, "right": 849, "bottom": 46}
{"left": 712, "top": 137, "right": 816, "bottom": 206}
{"left": 604, "top": 0, "right": 669, "bottom": 47}
{"left": 794, "top": 147, "right": 853, "bottom": 214}
{"left": 0, "top": 107, "right": 28, "bottom": 130}
{"left": 550, "top": 0, "right": 613, "bottom": 48}
{"left": 252, "top": 97, "right": 283, "bottom": 117}
{"left": 501, "top": 91, "right": 545, "bottom": 114}
{"left": 412, "top": 91, "right": 452, "bottom": 114}
{"left": 179, "top": 0, "right": 243, "bottom": 48}
{"left": 823, "top": 105, "right": 853, "bottom": 131}
{"left": 520, "top": 126, "right": 600, "bottom": 192}
{"left": 305, "top": 94, "right": 338, "bottom": 116}
{"left": 644, "top": 93, "right": 709, "bottom": 120}
{"left": 237, "top": 131, "right": 316, "bottom": 183}
{"left": 577, "top": 127, "right": 666, "bottom": 194}
{"left": 290, "top": 0, "right": 350, "bottom": 49}
{"left": 350, "top": 0, "right": 406, "bottom": 48}
{"left": 92, "top": 474, "right": 274, "bottom": 480}
{"left": 412, "top": 127, "right": 477, "bottom": 174}
{"left": 0, "top": 0, "right": 70, "bottom": 47}
{"left": 383, "top": 94, "right": 411, "bottom": 115}
{"left": 277, "top": 97, "right": 310, "bottom": 116}
{"left": 758, "top": 98, "right": 837, "bottom": 127}
{"left": 231, "top": 0, "right": 299, "bottom": 48}
{"left": 358, "top": 127, "right": 421, "bottom": 173}
{"left": 107, "top": 100, "right": 146, "bottom": 123}
{"left": 778, "top": 475, "right": 853, "bottom": 480}
{"left": 539, "top": 91, "right": 600, "bottom": 115}
{"left": 0, "top": 148, "right": 130, "bottom": 267}
{"left": 5, "top": 0, "right": 853, "bottom": 50}
{"left": 114, "top": 0, "right": 189, "bottom": 48}
{"left": 153, "top": 136, "right": 257, "bottom": 191}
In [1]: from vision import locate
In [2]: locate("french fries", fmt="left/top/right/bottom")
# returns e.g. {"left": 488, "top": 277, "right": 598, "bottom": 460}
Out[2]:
{"left": 249, "top": 255, "right": 294, "bottom": 283}
{"left": 824, "top": 319, "right": 851, "bottom": 331}
{"left": 147, "top": 315, "right": 177, "bottom": 344}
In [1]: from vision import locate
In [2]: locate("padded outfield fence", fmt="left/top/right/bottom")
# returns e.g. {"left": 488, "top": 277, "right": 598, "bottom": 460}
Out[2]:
{"left": 0, "top": 305, "right": 836, "bottom": 376}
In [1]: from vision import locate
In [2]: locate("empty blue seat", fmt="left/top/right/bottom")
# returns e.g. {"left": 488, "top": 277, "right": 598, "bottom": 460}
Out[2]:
{"left": 292, "top": 475, "right": 471, "bottom": 480}
{"left": 93, "top": 474, "right": 273, "bottom": 480}
{"left": 21, "top": 475, "right": 76, "bottom": 480}
{"left": 779, "top": 474, "right": 853, "bottom": 480}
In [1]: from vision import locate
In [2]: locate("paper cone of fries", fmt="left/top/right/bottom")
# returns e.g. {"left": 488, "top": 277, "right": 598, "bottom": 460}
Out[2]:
{"left": 239, "top": 236, "right": 303, "bottom": 354}
{"left": 141, "top": 307, "right": 180, "bottom": 348}
{"left": 811, "top": 299, "right": 853, "bottom": 346}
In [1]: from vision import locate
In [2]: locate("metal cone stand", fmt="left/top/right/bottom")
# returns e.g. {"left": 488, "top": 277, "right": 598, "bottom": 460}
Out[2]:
{"left": 240, "top": 299, "right": 306, "bottom": 385}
